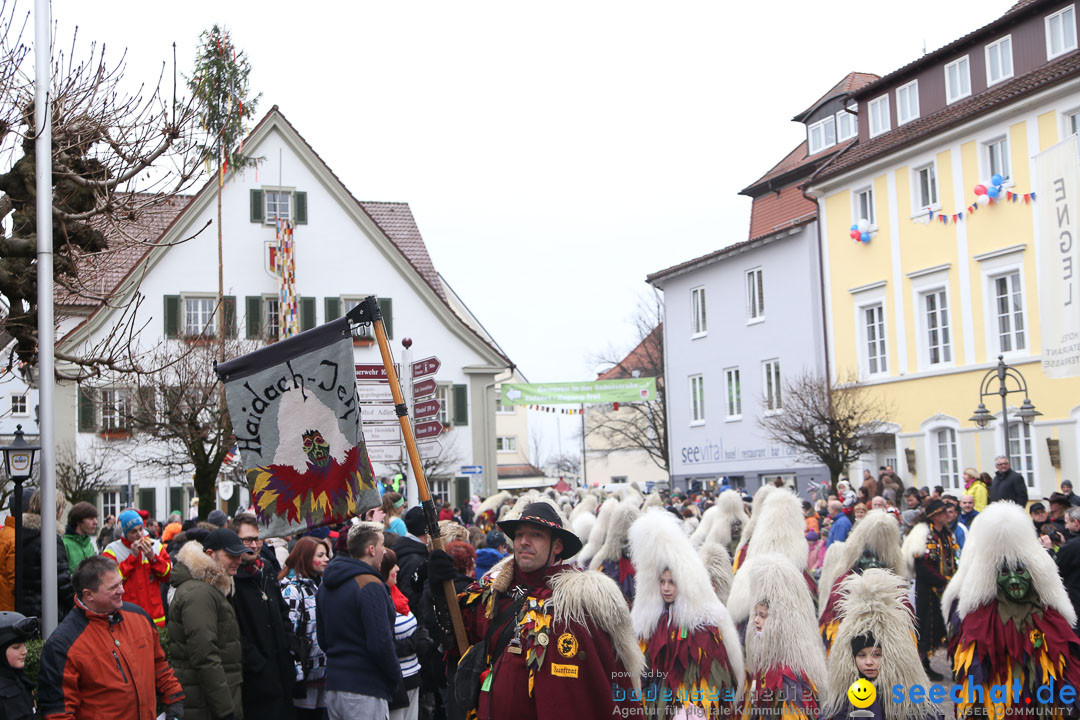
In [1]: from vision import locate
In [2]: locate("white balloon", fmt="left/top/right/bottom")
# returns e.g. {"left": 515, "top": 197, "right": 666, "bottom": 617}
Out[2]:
{"left": 857, "top": 218, "right": 870, "bottom": 233}
{"left": 976, "top": 193, "right": 991, "bottom": 206}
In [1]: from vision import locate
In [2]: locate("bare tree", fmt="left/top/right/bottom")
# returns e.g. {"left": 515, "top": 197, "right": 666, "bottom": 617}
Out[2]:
{"left": 587, "top": 291, "right": 668, "bottom": 472}
{"left": 56, "top": 446, "right": 112, "bottom": 505}
{"left": 757, "top": 371, "right": 893, "bottom": 487}
{"left": 388, "top": 439, "right": 466, "bottom": 488}
{"left": 529, "top": 424, "right": 549, "bottom": 469}
{"left": 548, "top": 452, "right": 581, "bottom": 477}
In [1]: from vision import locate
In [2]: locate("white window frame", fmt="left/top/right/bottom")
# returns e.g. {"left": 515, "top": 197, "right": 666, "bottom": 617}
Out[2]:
{"left": 991, "top": 270, "right": 1027, "bottom": 356}
{"left": 101, "top": 489, "right": 121, "bottom": 520}
{"left": 181, "top": 294, "right": 217, "bottom": 337}
{"left": 913, "top": 281, "right": 954, "bottom": 370}
{"left": 853, "top": 186, "right": 876, "bottom": 228}
{"left": 985, "top": 35, "right": 1014, "bottom": 86}
{"left": 1046, "top": 4, "right": 1078, "bottom": 60}
{"left": 10, "top": 393, "right": 27, "bottom": 416}
{"left": 746, "top": 267, "right": 765, "bottom": 324}
{"left": 689, "top": 374, "right": 705, "bottom": 426}
{"left": 1065, "top": 107, "right": 1080, "bottom": 137}
{"left": 896, "top": 80, "right": 920, "bottom": 125}
{"left": 762, "top": 359, "right": 782, "bottom": 415}
{"left": 724, "top": 367, "right": 742, "bottom": 421}
{"left": 868, "top": 95, "right": 891, "bottom": 138}
{"left": 691, "top": 285, "right": 707, "bottom": 338}
{"left": 983, "top": 136, "right": 1012, "bottom": 185}
{"left": 1007, "top": 421, "right": 1037, "bottom": 489}
{"left": 496, "top": 436, "right": 517, "bottom": 453}
{"left": 977, "top": 248, "right": 1029, "bottom": 361}
{"left": 836, "top": 108, "right": 857, "bottom": 142}
{"left": 495, "top": 391, "right": 515, "bottom": 415}
{"left": 264, "top": 189, "right": 293, "bottom": 224}
{"left": 857, "top": 300, "right": 889, "bottom": 378}
{"left": 931, "top": 426, "right": 962, "bottom": 492}
{"left": 262, "top": 295, "right": 280, "bottom": 341}
{"left": 913, "top": 162, "right": 940, "bottom": 213}
{"left": 435, "top": 384, "right": 451, "bottom": 426}
{"left": 808, "top": 115, "right": 837, "bottom": 155}
{"left": 99, "top": 387, "right": 133, "bottom": 432}
{"left": 945, "top": 56, "right": 972, "bottom": 104}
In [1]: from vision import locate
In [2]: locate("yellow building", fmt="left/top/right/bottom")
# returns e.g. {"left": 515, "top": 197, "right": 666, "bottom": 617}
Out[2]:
{"left": 807, "top": 0, "right": 1080, "bottom": 497}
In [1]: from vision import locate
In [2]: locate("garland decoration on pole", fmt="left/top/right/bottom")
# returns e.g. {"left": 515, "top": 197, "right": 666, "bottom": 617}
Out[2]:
{"left": 275, "top": 218, "right": 299, "bottom": 339}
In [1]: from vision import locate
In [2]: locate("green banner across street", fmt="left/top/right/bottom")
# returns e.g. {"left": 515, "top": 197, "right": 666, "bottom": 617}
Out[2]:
{"left": 501, "top": 378, "right": 657, "bottom": 406}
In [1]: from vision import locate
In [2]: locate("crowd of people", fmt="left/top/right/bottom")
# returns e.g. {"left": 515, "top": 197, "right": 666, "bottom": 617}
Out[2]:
{"left": 0, "top": 457, "right": 1079, "bottom": 720}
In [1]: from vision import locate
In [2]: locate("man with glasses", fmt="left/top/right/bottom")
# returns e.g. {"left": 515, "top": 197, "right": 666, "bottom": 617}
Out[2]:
{"left": 989, "top": 455, "right": 1029, "bottom": 507}
{"left": 230, "top": 513, "right": 297, "bottom": 720}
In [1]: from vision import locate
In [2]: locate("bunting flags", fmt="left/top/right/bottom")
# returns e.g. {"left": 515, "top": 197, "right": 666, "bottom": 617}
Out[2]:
{"left": 913, "top": 188, "right": 1036, "bottom": 227}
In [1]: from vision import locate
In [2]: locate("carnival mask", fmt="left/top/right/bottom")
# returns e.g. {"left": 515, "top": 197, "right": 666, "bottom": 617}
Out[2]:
{"left": 302, "top": 429, "right": 331, "bottom": 468}
{"left": 997, "top": 563, "right": 1033, "bottom": 602}
{"left": 857, "top": 550, "right": 885, "bottom": 573}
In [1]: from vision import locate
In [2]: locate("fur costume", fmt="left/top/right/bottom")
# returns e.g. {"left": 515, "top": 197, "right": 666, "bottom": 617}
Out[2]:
{"left": 741, "top": 552, "right": 824, "bottom": 720}
{"left": 439, "top": 520, "right": 469, "bottom": 545}
{"left": 902, "top": 516, "right": 957, "bottom": 658}
{"left": 475, "top": 491, "right": 512, "bottom": 532}
{"left": 943, "top": 502, "right": 1080, "bottom": 718}
{"left": 643, "top": 492, "right": 664, "bottom": 510}
{"left": 733, "top": 484, "right": 778, "bottom": 572}
{"left": 693, "top": 490, "right": 748, "bottom": 558}
{"left": 629, "top": 509, "right": 744, "bottom": 717}
{"left": 506, "top": 490, "right": 570, "bottom": 526}
{"left": 744, "top": 490, "right": 816, "bottom": 602}
{"left": 699, "top": 542, "right": 734, "bottom": 604}
{"left": 577, "top": 498, "right": 617, "bottom": 568}
{"left": 569, "top": 494, "right": 598, "bottom": 522}
{"left": 818, "top": 510, "right": 904, "bottom": 655}
{"left": 822, "top": 569, "right": 939, "bottom": 720}
{"left": 570, "top": 511, "right": 597, "bottom": 547}
{"left": 589, "top": 500, "right": 640, "bottom": 604}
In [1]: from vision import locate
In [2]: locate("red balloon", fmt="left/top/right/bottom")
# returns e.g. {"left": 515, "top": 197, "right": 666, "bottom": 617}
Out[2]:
{"left": 850, "top": 230, "right": 861, "bottom": 240}
{"left": 974, "top": 184, "right": 987, "bottom": 196}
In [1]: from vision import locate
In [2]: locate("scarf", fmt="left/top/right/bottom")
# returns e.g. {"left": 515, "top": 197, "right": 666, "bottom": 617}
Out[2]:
{"left": 391, "top": 584, "right": 410, "bottom": 615}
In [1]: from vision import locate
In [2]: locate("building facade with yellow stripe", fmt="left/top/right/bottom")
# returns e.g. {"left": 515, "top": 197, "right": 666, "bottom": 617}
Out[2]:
{"left": 807, "top": 0, "right": 1080, "bottom": 497}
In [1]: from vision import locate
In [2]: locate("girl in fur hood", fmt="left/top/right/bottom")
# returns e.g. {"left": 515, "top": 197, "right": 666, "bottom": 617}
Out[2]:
{"left": 942, "top": 502, "right": 1080, "bottom": 718}
{"left": 823, "top": 569, "right": 939, "bottom": 720}
{"left": 741, "top": 552, "right": 825, "bottom": 720}
{"left": 590, "top": 500, "right": 640, "bottom": 606}
{"left": 629, "top": 509, "right": 744, "bottom": 719}
{"left": 732, "top": 484, "right": 778, "bottom": 573}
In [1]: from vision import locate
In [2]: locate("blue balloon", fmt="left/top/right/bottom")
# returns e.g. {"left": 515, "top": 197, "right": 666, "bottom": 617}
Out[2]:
{"left": 991, "top": 174, "right": 1004, "bottom": 187}
{"left": 860, "top": 232, "right": 871, "bottom": 243}
{"left": 987, "top": 185, "right": 1000, "bottom": 199}
{"left": 850, "top": 224, "right": 859, "bottom": 232}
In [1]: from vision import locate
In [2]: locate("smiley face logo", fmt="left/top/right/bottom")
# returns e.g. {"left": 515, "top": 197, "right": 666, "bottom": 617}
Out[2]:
{"left": 848, "top": 678, "right": 876, "bottom": 708}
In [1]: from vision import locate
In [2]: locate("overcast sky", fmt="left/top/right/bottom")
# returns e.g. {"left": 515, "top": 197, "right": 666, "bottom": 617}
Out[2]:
{"left": 47, "top": 1, "right": 1015, "bottom": 404}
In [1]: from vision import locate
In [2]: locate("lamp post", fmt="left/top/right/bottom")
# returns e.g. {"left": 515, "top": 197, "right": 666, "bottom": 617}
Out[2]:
{"left": 969, "top": 355, "right": 1042, "bottom": 465}
{"left": 2, "top": 424, "right": 40, "bottom": 615}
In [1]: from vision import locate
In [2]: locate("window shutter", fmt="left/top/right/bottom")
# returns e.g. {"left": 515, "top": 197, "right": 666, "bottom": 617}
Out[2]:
{"left": 164, "top": 295, "right": 180, "bottom": 338}
{"left": 135, "top": 387, "right": 157, "bottom": 425}
{"left": 300, "top": 296, "right": 316, "bottom": 331}
{"left": 222, "top": 296, "right": 237, "bottom": 339}
{"left": 325, "top": 297, "right": 341, "bottom": 322}
{"left": 452, "top": 384, "right": 468, "bottom": 426}
{"left": 250, "top": 189, "right": 264, "bottom": 223}
{"left": 378, "top": 297, "right": 393, "bottom": 339}
{"left": 246, "top": 296, "right": 262, "bottom": 339}
{"left": 294, "top": 192, "right": 307, "bottom": 224}
{"left": 78, "top": 387, "right": 97, "bottom": 432}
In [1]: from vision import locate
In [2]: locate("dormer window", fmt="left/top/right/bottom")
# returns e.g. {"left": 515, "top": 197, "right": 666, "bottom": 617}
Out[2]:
{"left": 1046, "top": 5, "right": 1077, "bottom": 60}
{"left": 808, "top": 116, "right": 836, "bottom": 155}
{"left": 896, "top": 80, "right": 920, "bottom": 125}
{"left": 945, "top": 56, "right": 971, "bottom": 104}
{"left": 868, "top": 95, "right": 890, "bottom": 138}
{"left": 836, "top": 107, "right": 857, "bottom": 142}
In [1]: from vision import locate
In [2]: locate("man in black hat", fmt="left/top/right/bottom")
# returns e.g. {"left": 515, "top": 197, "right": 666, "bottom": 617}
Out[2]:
{"left": 428, "top": 501, "right": 641, "bottom": 720}
{"left": 901, "top": 498, "right": 957, "bottom": 681}
{"left": 394, "top": 506, "right": 430, "bottom": 612}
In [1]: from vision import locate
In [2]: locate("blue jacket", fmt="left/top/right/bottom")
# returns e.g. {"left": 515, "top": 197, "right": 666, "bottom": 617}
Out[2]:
{"left": 315, "top": 555, "right": 402, "bottom": 700}
{"left": 474, "top": 547, "right": 506, "bottom": 579}
{"left": 827, "top": 513, "right": 853, "bottom": 547}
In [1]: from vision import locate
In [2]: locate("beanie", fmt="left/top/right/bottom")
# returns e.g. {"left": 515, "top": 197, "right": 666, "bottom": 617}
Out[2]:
{"left": 403, "top": 506, "right": 427, "bottom": 536}
{"left": 206, "top": 509, "right": 229, "bottom": 528}
{"left": 118, "top": 509, "right": 144, "bottom": 536}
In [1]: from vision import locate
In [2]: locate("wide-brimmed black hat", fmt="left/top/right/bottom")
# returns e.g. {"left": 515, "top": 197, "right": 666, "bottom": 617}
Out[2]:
{"left": 924, "top": 498, "right": 949, "bottom": 519}
{"left": 497, "top": 502, "right": 582, "bottom": 560}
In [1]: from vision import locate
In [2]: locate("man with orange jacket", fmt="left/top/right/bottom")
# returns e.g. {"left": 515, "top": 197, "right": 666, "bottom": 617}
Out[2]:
{"left": 103, "top": 510, "right": 171, "bottom": 626}
{"left": 38, "top": 555, "right": 184, "bottom": 720}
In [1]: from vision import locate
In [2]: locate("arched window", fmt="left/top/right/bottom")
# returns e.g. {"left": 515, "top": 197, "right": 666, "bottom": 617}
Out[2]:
{"left": 1007, "top": 421, "right": 1036, "bottom": 488}
{"left": 934, "top": 427, "right": 960, "bottom": 490}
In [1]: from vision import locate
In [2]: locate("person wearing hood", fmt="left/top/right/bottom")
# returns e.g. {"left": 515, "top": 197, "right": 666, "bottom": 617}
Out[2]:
{"left": 589, "top": 500, "right": 639, "bottom": 606}
{"left": 16, "top": 490, "right": 74, "bottom": 619}
{"left": 629, "top": 508, "right": 743, "bottom": 718}
{"left": 732, "top": 484, "right": 778, "bottom": 573}
{"left": 474, "top": 530, "right": 508, "bottom": 579}
{"left": 317, "top": 522, "right": 402, "bottom": 720}
{"left": 168, "top": 528, "right": 251, "bottom": 720}
{"left": 0, "top": 611, "right": 37, "bottom": 720}
{"left": 393, "top": 506, "right": 431, "bottom": 612}
{"left": 62, "top": 502, "right": 99, "bottom": 570}
{"left": 103, "top": 509, "right": 171, "bottom": 626}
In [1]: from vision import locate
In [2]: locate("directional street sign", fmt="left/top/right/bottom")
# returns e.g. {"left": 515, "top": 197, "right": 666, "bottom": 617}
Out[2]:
{"left": 413, "top": 399, "right": 441, "bottom": 420}
{"left": 414, "top": 420, "right": 444, "bottom": 440}
{"left": 363, "top": 424, "right": 403, "bottom": 444}
{"left": 361, "top": 404, "right": 398, "bottom": 423}
{"left": 460, "top": 465, "right": 483, "bottom": 475}
{"left": 411, "top": 356, "right": 441, "bottom": 379}
{"left": 368, "top": 444, "right": 403, "bottom": 463}
{"left": 357, "top": 383, "right": 394, "bottom": 402}
{"left": 412, "top": 377, "right": 437, "bottom": 400}
{"left": 418, "top": 439, "right": 442, "bottom": 459}
{"left": 355, "top": 363, "right": 400, "bottom": 381}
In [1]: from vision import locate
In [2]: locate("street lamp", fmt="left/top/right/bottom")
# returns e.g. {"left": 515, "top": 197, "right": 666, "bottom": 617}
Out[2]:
{"left": 969, "top": 355, "right": 1041, "bottom": 464}
{"left": 1, "top": 424, "right": 40, "bottom": 615}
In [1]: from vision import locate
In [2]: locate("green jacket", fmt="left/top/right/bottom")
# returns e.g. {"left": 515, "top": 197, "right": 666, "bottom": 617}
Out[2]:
{"left": 168, "top": 541, "right": 244, "bottom": 720}
{"left": 61, "top": 532, "right": 97, "bottom": 571}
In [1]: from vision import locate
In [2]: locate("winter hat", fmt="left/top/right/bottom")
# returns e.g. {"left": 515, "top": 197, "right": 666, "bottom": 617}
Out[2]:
{"left": 206, "top": 509, "right": 229, "bottom": 528}
{"left": 118, "top": 509, "right": 144, "bottom": 536}
{"left": 404, "top": 506, "right": 428, "bottom": 536}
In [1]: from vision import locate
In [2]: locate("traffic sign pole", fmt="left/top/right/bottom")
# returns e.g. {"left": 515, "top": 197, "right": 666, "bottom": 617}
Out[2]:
{"left": 401, "top": 343, "right": 417, "bottom": 507}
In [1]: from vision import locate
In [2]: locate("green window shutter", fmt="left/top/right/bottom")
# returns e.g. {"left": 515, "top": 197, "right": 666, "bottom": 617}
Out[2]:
{"left": 294, "top": 192, "right": 307, "bottom": 224}
{"left": 452, "top": 384, "right": 468, "bottom": 426}
{"left": 169, "top": 487, "right": 184, "bottom": 516}
{"left": 222, "top": 296, "right": 237, "bottom": 339}
{"left": 378, "top": 297, "right": 393, "bottom": 339}
{"left": 245, "top": 296, "right": 262, "bottom": 339}
{"left": 78, "top": 387, "right": 97, "bottom": 432}
{"left": 325, "top": 297, "right": 341, "bottom": 322}
{"left": 250, "top": 189, "right": 264, "bottom": 223}
{"left": 138, "top": 488, "right": 156, "bottom": 518}
{"left": 164, "top": 295, "right": 180, "bottom": 338}
{"left": 300, "top": 296, "right": 316, "bottom": 331}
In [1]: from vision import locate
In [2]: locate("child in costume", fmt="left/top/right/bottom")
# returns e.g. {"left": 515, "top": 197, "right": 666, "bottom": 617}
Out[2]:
{"left": 943, "top": 501, "right": 1080, "bottom": 718}
{"left": 823, "top": 569, "right": 939, "bottom": 720}
{"left": 732, "top": 485, "right": 777, "bottom": 573}
{"left": 629, "top": 509, "right": 743, "bottom": 719}
{"left": 590, "top": 500, "right": 640, "bottom": 606}
{"left": 741, "top": 552, "right": 824, "bottom": 720}
{"left": 0, "top": 612, "right": 37, "bottom": 720}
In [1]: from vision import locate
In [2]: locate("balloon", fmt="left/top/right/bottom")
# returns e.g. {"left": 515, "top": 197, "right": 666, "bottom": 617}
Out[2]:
{"left": 991, "top": 174, "right": 1004, "bottom": 187}
{"left": 860, "top": 232, "right": 871, "bottom": 243}
{"left": 850, "top": 230, "right": 861, "bottom": 240}
{"left": 987, "top": 185, "right": 1000, "bottom": 199}
{"left": 850, "top": 224, "right": 859, "bottom": 232}
{"left": 977, "top": 193, "right": 991, "bottom": 206}
{"left": 974, "top": 184, "right": 987, "bottom": 196}
{"left": 857, "top": 218, "right": 870, "bottom": 233}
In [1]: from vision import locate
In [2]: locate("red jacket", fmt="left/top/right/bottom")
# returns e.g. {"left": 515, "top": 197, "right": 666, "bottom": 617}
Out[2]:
{"left": 103, "top": 537, "right": 171, "bottom": 626}
{"left": 38, "top": 597, "right": 184, "bottom": 720}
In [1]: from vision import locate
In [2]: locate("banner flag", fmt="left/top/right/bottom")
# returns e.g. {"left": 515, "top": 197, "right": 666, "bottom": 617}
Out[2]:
{"left": 1034, "top": 135, "right": 1080, "bottom": 378}
{"left": 501, "top": 378, "right": 657, "bottom": 406}
{"left": 215, "top": 318, "right": 378, "bottom": 537}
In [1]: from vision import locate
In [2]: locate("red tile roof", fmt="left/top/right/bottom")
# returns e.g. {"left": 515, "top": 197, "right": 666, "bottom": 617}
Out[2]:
{"left": 497, "top": 463, "right": 545, "bottom": 479}
{"left": 747, "top": 185, "right": 817, "bottom": 243}
{"left": 357, "top": 201, "right": 447, "bottom": 302}
{"left": 741, "top": 139, "right": 855, "bottom": 196}
{"left": 793, "top": 71, "right": 881, "bottom": 122}
{"left": 596, "top": 324, "right": 662, "bottom": 380}
{"left": 818, "top": 48, "right": 1080, "bottom": 182}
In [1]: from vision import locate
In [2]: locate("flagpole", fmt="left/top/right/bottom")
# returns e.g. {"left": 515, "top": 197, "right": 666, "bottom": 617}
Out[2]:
{"left": 356, "top": 297, "right": 468, "bottom": 655}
